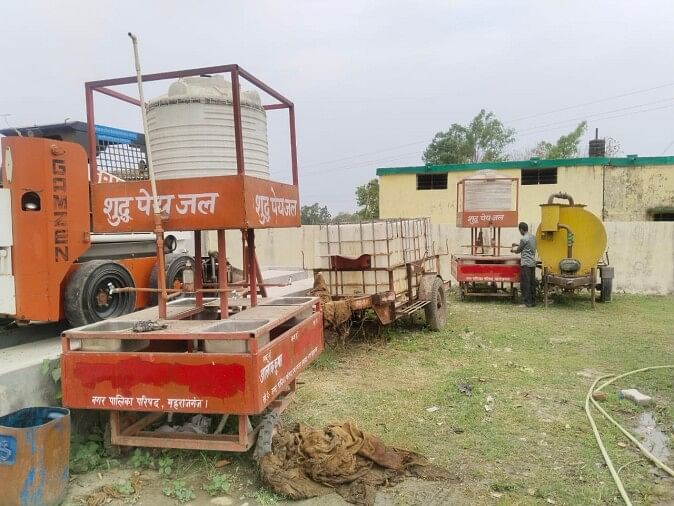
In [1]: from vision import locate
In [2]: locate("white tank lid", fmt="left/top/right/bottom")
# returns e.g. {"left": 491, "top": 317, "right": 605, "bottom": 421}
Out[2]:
{"left": 148, "top": 75, "right": 263, "bottom": 110}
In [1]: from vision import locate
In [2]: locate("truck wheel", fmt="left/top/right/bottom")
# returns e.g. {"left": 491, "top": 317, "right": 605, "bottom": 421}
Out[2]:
{"left": 599, "top": 277, "right": 613, "bottom": 302}
{"left": 424, "top": 277, "right": 447, "bottom": 331}
{"left": 149, "top": 254, "right": 194, "bottom": 304}
{"left": 64, "top": 260, "right": 136, "bottom": 327}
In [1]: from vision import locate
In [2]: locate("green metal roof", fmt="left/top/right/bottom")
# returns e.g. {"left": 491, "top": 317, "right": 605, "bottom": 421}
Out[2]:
{"left": 376, "top": 155, "right": 674, "bottom": 176}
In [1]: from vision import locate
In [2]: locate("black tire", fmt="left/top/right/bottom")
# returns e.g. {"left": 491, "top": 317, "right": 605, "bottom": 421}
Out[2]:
{"left": 511, "top": 286, "right": 519, "bottom": 303}
{"left": 599, "top": 277, "right": 613, "bottom": 302}
{"left": 64, "top": 260, "right": 136, "bottom": 327}
{"left": 149, "top": 254, "right": 195, "bottom": 305}
{"left": 424, "top": 277, "right": 447, "bottom": 331}
{"left": 253, "top": 411, "right": 279, "bottom": 462}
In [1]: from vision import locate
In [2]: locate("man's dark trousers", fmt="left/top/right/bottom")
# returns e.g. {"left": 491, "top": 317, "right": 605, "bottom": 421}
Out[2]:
{"left": 520, "top": 266, "right": 536, "bottom": 307}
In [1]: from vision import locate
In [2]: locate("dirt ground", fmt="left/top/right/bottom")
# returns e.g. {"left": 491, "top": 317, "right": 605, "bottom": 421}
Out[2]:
{"left": 64, "top": 469, "right": 467, "bottom": 506}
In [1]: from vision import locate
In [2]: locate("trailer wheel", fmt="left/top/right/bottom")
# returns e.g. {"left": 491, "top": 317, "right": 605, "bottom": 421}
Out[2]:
{"left": 599, "top": 277, "right": 613, "bottom": 302}
{"left": 64, "top": 260, "right": 136, "bottom": 327}
{"left": 149, "top": 254, "right": 194, "bottom": 304}
{"left": 424, "top": 277, "right": 447, "bottom": 331}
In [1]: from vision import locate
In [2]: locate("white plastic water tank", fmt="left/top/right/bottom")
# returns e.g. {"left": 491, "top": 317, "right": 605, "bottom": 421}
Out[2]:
{"left": 146, "top": 76, "right": 269, "bottom": 180}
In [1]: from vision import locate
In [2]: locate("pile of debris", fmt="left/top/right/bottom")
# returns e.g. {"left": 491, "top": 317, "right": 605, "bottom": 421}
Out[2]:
{"left": 259, "top": 421, "right": 455, "bottom": 505}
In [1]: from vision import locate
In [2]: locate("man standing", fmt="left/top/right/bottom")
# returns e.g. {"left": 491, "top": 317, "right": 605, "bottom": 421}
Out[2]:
{"left": 512, "top": 222, "right": 536, "bottom": 307}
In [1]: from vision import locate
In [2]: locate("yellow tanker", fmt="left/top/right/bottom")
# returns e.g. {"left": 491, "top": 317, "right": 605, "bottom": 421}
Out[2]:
{"left": 536, "top": 193, "right": 613, "bottom": 306}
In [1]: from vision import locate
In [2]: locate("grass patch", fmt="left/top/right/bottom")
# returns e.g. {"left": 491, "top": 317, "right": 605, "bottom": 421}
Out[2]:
{"left": 285, "top": 294, "right": 674, "bottom": 505}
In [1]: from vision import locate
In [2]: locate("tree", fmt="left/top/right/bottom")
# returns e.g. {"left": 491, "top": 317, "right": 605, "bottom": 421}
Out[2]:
{"left": 533, "top": 121, "right": 587, "bottom": 159}
{"left": 355, "top": 178, "right": 379, "bottom": 219}
{"left": 300, "top": 203, "right": 331, "bottom": 225}
{"left": 331, "top": 212, "right": 361, "bottom": 224}
{"left": 423, "top": 110, "right": 516, "bottom": 165}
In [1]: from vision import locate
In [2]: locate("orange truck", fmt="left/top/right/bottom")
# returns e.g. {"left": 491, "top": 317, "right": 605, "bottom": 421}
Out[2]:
{"left": 0, "top": 122, "right": 191, "bottom": 326}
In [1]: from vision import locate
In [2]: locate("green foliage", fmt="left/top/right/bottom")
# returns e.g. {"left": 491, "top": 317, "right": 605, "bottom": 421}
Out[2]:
{"left": 533, "top": 121, "right": 587, "bottom": 159}
{"left": 162, "top": 480, "right": 196, "bottom": 503}
{"left": 158, "top": 455, "right": 174, "bottom": 478}
{"left": 41, "top": 357, "right": 62, "bottom": 401}
{"left": 203, "top": 473, "right": 232, "bottom": 496}
{"left": 70, "top": 438, "right": 105, "bottom": 473}
{"left": 253, "top": 489, "right": 281, "bottom": 505}
{"left": 130, "top": 448, "right": 154, "bottom": 469}
{"left": 331, "top": 211, "right": 361, "bottom": 224}
{"left": 423, "top": 110, "right": 515, "bottom": 165}
{"left": 113, "top": 479, "right": 136, "bottom": 496}
{"left": 355, "top": 178, "right": 379, "bottom": 219}
{"left": 300, "top": 202, "right": 331, "bottom": 225}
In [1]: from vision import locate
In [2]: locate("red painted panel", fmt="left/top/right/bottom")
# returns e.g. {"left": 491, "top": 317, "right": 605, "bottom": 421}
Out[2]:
{"left": 454, "top": 262, "right": 521, "bottom": 282}
{"left": 73, "top": 359, "right": 246, "bottom": 398}
{"left": 61, "top": 311, "right": 324, "bottom": 415}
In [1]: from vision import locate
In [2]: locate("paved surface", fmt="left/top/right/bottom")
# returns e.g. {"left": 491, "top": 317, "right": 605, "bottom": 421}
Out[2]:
{"left": 0, "top": 336, "right": 61, "bottom": 415}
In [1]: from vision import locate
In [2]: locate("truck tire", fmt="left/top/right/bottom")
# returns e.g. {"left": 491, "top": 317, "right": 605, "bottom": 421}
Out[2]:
{"left": 148, "top": 254, "right": 194, "bottom": 305}
{"left": 64, "top": 260, "right": 136, "bottom": 327}
{"left": 599, "top": 277, "right": 613, "bottom": 302}
{"left": 424, "top": 277, "right": 447, "bottom": 331}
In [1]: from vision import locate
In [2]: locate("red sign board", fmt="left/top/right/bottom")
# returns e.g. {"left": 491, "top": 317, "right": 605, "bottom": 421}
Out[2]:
{"left": 91, "top": 175, "right": 300, "bottom": 232}
{"left": 456, "top": 210, "right": 518, "bottom": 228}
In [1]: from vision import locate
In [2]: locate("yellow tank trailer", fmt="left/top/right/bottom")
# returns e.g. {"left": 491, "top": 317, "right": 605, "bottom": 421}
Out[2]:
{"left": 536, "top": 193, "right": 614, "bottom": 307}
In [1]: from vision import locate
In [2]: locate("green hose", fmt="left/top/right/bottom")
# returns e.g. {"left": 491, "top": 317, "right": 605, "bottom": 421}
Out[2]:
{"left": 585, "top": 365, "right": 674, "bottom": 505}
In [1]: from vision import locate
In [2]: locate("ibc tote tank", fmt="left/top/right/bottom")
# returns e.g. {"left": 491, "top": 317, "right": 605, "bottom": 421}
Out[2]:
{"left": 146, "top": 75, "right": 269, "bottom": 180}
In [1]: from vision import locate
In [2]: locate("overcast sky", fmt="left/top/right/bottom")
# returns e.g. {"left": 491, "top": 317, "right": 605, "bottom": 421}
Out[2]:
{"left": 2, "top": 1, "right": 674, "bottom": 212}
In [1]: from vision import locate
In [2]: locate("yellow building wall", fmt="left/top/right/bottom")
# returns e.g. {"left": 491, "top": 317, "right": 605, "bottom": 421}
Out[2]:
{"left": 379, "top": 166, "right": 605, "bottom": 225}
{"left": 604, "top": 165, "right": 674, "bottom": 220}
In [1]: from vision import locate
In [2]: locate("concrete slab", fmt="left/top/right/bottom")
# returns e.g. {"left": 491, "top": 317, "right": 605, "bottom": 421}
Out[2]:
{"left": 261, "top": 268, "right": 309, "bottom": 285}
{"left": 265, "top": 276, "right": 313, "bottom": 298}
{"left": 0, "top": 337, "right": 61, "bottom": 416}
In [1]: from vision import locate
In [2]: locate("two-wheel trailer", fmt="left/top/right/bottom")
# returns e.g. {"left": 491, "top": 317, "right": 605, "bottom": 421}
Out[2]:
{"left": 313, "top": 218, "right": 449, "bottom": 330}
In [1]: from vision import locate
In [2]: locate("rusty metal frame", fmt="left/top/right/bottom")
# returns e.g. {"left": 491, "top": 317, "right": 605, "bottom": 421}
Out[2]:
{"left": 543, "top": 267, "right": 597, "bottom": 308}
{"left": 109, "top": 381, "right": 296, "bottom": 451}
{"left": 316, "top": 253, "right": 444, "bottom": 326}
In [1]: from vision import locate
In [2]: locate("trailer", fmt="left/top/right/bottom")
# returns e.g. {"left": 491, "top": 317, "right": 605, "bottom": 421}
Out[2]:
{"left": 59, "top": 57, "right": 323, "bottom": 454}
{"left": 537, "top": 192, "right": 614, "bottom": 308}
{"left": 313, "top": 218, "right": 449, "bottom": 330}
{"left": 451, "top": 172, "right": 521, "bottom": 299}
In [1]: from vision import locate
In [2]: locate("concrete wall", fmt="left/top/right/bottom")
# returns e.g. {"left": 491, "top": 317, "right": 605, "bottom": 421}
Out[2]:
{"left": 604, "top": 165, "right": 674, "bottom": 221}
{"left": 205, "top": 228, "right": 319, "bottom": 270}
{"left": 379, "top": 164, "right": 674, "bottom": 225}
{"left": 206, "top": 222, "right": 674, "bottom": 295}
{"left": 604, "top": 221, "right": 674, "bottom": 294}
